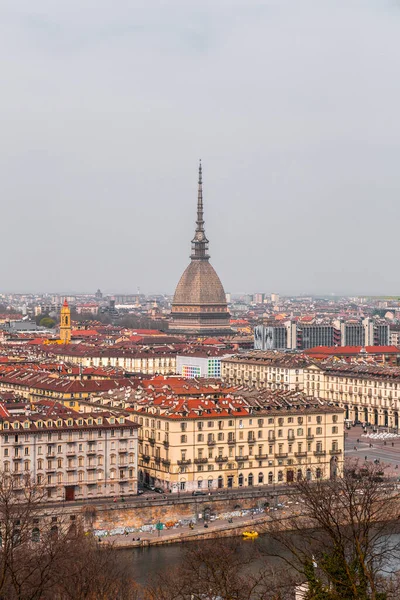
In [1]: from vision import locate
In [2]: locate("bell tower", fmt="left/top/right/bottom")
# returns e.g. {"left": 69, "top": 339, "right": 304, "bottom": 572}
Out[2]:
{"left": 59, "top": 299, "right": 71, "bottom": 344}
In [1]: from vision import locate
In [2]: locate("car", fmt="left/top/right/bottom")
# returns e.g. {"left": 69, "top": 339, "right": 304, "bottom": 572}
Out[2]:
{"left": 153, "top": 487, "right": 164, "bottom": 494}
{"left": 192, "top": 491, "right": 207, "bottom": 496}
{"left": 137, "top": 489, "right": 144, "bottom": 495}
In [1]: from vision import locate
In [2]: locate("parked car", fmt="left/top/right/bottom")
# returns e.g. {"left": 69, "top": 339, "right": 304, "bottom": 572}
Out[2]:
{"left": 153, "top": 487, "right": 164, "bottom": 494}
{"left": 192, "top": 491, "right": 207, "bottom": 496}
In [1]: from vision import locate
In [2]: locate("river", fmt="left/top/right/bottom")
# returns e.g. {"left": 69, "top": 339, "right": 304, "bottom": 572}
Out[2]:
{"left": 127, "top": 531, "right": 400, "bottom": 590}
{"left": 127, "top": 534, "right": 287, "bottom": 588}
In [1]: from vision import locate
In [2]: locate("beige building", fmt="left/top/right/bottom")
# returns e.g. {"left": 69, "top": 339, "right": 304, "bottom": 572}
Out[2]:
{"left": 45, "top": 347, "right": 176, "bottom": 375}
{"left": 222, "top": 351, "right": 400, "bottom": 430}
{"left": 304, "top": 363, "right": 400, "bottom": 428}
{"left": 221, "top": 352, "right": 310, "bottom": 391}
{"left": 129, "top": 391, "right": 344, "bottom": 492}
{"left": 0, "top": 402, "right": 138, "bottom": 502}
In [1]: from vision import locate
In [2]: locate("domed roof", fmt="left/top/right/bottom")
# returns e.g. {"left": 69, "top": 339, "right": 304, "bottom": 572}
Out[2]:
{"left": 173, "top": 260, "right": 227, "bottom": 306}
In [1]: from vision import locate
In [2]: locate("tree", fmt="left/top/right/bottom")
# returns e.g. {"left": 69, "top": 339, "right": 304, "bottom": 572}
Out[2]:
{"left": 263, "top": 460, "right": 400, "bottom": 600}
{"left": 144, "top": 537, "right": 293, "bottom": 600}
{"left": 0, "top": 472, "right": 140, "bottom": 600}
{"left": 39, "top": 316, "right": 56, "bottom": 329}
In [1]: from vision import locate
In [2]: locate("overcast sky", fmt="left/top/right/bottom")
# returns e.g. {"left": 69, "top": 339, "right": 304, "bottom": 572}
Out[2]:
{"left": 1, "top": 0, "right": 400, "bottom": 296}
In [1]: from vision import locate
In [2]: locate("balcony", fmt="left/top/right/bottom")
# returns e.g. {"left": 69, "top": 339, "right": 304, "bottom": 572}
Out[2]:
{"left": 295, "top": 452, "right": 308, "bottom": 458}
{"left": 46, "top": 453, "right": 55, "bottom": 459}
{"left": 163, "top": 440, "right": 170, "bottom": 449}
{"left": 13, "top": 456, "right": 22, "bottom": 461}
{"left": 254, "top": 454, "right": 268, "bottom": 460}
{"left": 275, "top": 453, "right": 288, "bottom": 459}
{"left": 306, "top": 434, "right": 314, "bottom": 440}
{"left": 287, "top": 436, "right": 295, "bottom": 442}
{"left": 177, "top": 459, "right": 191, "bottom": 466}
{"left": 87, "top": 449, "right": 96, "bottom": 456}
{"left": 142, "top": 454, "right": 150, "bottom": 462}
{"left": 118, "top": 448, "right": 128, "bottom": 454}
{"left": 66, "top": 449, "right": 76, "bottom": 456}
{"left": 235, "top": 455, "right": 248, "bottom": 461}
{"left": 227, "top": 438, "right": 236, "bottom": 445}
{"left": 314, "top": 450, "right": 326, "bottom": 457}
{"left": 162, "top": 458, "right": 171, "bottom": 467}
{"left": 329, "top": 449, "right": 342, "bottom": 455}
{"left": 148, "top": 437, "right": 156, "bottom": 445}
{"left": 207, "top": 440, "right": 216, "bottom": 446}
{"left": 66, "top": 466, "right": 76, "bottom": 472}
{"left": 268, "top": 436, "right": 276, "bottom": 443}
{"left": 194, "top": 458, "right": 208, "bottom": 464}
{"left": 87, "top": 465, "right": 96, "bottom": 470}
{"left": 154, "top": 456, "right": 161, "bottom": 464}
{"left": 247, "top": 438, "right": 256, "bottom": 445}
{"left": 215, "top": 456, "right": 228, "bottom": 463}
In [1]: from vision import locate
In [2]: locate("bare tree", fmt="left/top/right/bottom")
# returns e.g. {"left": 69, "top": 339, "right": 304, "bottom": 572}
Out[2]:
{"left": 263, "top": 460, "right": 400, "bottom": 600}
{"left": 144, "top": 537, "right": 294, "bottom": 600}
{"left": 0, "top": 472, "right": 140, "bottom": 600}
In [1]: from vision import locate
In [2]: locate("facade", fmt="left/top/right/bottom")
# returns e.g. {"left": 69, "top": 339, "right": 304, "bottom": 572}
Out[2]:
{"left": 0, "top": 403, "right": 138, "bottom": 501}
{"left": 176, "top": 353, "right": 232, "bottom": 378}
{"left": 59, "top": 299, "right": 71, "bottom": 344}
{"left": 44, "top": 346, "right": 177, "bottom": 375}
{"left": 131, "top": 392, "right": 343, "bottom": 492}
{"left": 338, "top": 321, "right": 365, "bottom": 347}
{"left": 170, "top": 163, "right": 231, "bottom": 336}
{"left": 254, "top": 323, "right": 290, "bottom": 350}
{"left": 297, "top": 323, "right": 340, "bottom": 349}
{"left": 222, "top": 350, "right": 400, "bottom": 430}
{"left": 304, "top": 362, "right": 400, "bottom": 428}
{"left": 221, "top": 352, "right": 310, "bottom": 391}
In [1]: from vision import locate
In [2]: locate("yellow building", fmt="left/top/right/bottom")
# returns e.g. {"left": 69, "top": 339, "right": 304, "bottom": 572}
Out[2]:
{"left": 59, "top": 299, "right": 71, "bottom": 344}
{"left": 129, "top": 391, "right": 344, "bottom": 493}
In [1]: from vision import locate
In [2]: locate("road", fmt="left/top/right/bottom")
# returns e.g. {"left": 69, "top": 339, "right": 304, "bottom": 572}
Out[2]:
{"left": 345, "top": 425, "right": 400, "bottom": 475}
{"left": 44, "top": 485, "right": 293, "bottom": 511}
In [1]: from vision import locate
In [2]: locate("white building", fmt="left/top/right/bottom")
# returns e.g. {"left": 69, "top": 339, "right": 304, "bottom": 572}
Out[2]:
{"left": 0, "top": 403, "right": 139, "bottom": 502}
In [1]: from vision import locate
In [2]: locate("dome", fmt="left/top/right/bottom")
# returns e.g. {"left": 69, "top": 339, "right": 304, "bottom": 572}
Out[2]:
{"left": 173, "top": 260, "right": 227, "bottom": 306}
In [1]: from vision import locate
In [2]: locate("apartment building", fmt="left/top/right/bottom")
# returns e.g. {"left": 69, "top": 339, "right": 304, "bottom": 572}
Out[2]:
{"left": 0, "top": 402, "right": 138, "bottom": 502}
{"left": 44, "top": 346, "right": 177, "bottom": 375}
{"left": 0, "top": 370, "right": 137, "bottom": 409}
{"left": 304, "top": 363, "right": 400, "bottom": 428}
{"left": 129, "top": 391, "right": 344, "bottom": 492}
{"left": 223, "top": 351, "right": 400, "bottom": 429}
{"left": 221, "top": 352, "right": 311, "bottom": 391}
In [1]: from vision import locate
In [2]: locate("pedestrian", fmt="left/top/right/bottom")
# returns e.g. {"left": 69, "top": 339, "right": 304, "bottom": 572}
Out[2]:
{"left": 392, "top": 442, "right": 394, "bottom": 447}
{"left": 365, "top": 456, "right": 367, "bottom": 461}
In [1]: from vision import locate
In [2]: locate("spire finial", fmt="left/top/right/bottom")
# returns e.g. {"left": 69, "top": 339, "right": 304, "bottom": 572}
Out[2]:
{"left": 191, "top": 160, "right": 209, "bottom": 260}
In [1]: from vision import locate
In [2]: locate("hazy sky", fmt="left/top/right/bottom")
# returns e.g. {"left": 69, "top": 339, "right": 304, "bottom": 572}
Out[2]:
{"left": 1, "top": 0, "right": 400, "bottom": 296}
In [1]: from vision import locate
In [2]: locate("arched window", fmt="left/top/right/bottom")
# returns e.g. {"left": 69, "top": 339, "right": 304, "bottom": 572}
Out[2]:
{"left": 297, "top": 469, "right": 302, "bottom": 481}
{"left": 278, "top": 470, "right": 283, "bottom": 482}
{"left": 238, "top": 473, "right": 244, "bottom": 486}
{"left": 218, "top": 476, "right": 223, "bottom": 489}
{"left": 268, "top": 471, "right": 273, "bottom": 484}
{"left": 32, "top": 528, "right": 40, "bottom": 542}
{"left": 258, "top": 472, "right": 264, "bottom": 484}
{"left": 248, "top": 473, "right": 254, "bottom": 486}
{"left": 306, "top": 469, "right": 312, "bottom": 481}
{"left": 316, "top": 468, "right": 322, "bottom": 479}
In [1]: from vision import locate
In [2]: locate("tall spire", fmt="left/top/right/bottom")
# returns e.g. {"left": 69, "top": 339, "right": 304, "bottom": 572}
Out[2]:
{"left": 191, "top": 160, "right": 209, "bottom": 260}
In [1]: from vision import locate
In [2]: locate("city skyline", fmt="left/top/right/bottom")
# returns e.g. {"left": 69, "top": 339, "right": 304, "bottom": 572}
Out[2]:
{"left": 2, "top": 1, "right": 400, "bottom": 295}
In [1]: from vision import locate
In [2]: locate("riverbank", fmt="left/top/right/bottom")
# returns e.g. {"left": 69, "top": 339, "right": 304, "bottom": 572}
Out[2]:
{"left": 105, "top": 512, "right": 274, "bottom": 548}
